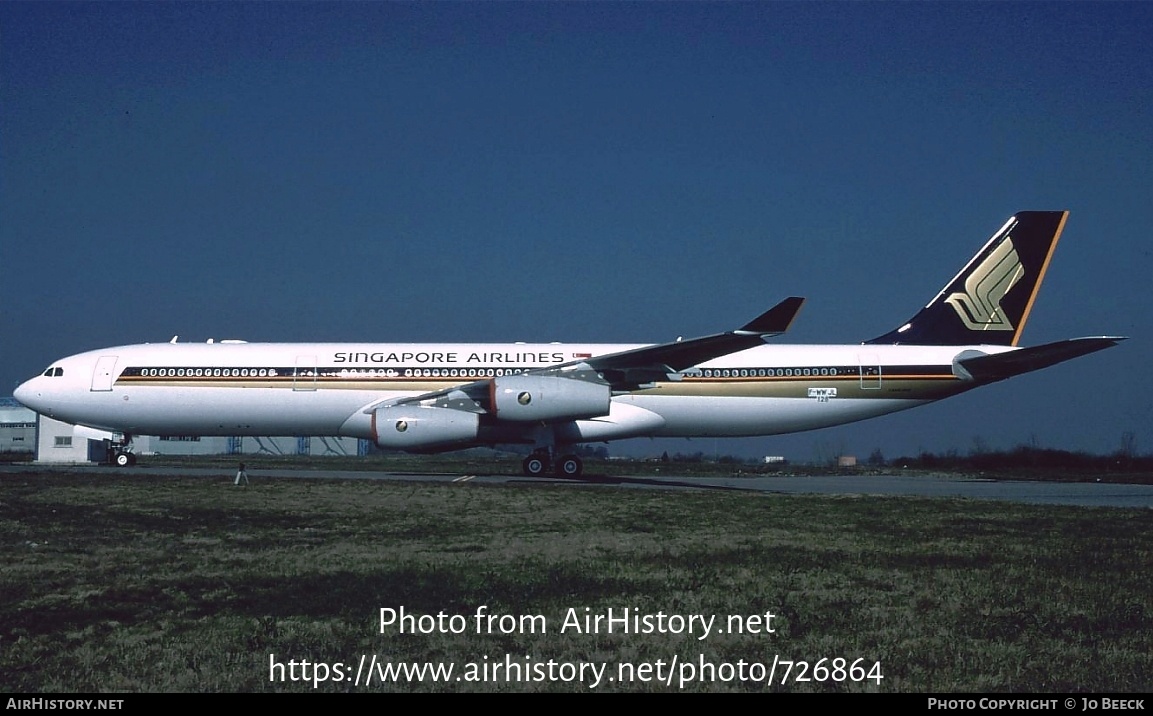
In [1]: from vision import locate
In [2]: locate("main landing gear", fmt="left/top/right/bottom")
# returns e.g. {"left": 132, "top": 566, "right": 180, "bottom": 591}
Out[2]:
{"left": 522, "top": 449, "right": 584, "bottom": 478}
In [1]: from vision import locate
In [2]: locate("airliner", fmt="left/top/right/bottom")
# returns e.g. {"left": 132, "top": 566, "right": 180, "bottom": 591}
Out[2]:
{"left": 14, "top": 211, "right": 1124, "bottom": 477}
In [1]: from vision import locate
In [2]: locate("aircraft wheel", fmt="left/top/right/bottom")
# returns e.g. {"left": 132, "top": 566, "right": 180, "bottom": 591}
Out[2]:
{"left": 555, "top": 455, "right": 583, "bottom": 478}
{"left": 114, "top": 452, "right": 131, "bottom": 467}
{"left": 522, "top": 455, "right": 550, "bottom": 477}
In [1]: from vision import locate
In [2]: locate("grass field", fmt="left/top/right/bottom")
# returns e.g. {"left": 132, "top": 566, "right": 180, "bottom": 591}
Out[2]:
{"left": 2, "top": 471, "right": 1151, "bottom": 692}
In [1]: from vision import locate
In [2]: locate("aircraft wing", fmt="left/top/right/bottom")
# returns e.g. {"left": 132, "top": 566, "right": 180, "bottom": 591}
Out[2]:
{"left": 373, "top": 296, "right": 805, "bottom": 412}
{"left": 575, "top": 296, "right": 805, "bottom": 388}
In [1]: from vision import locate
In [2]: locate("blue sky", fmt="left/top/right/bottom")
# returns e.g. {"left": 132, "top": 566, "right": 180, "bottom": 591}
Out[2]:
{"left": 2, "top": 2, "right": 1150, "bottom": 461}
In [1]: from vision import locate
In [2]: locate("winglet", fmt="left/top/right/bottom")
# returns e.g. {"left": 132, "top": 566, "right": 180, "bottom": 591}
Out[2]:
{"left": 738, "top": 297, "right": 805, "bottom": 335}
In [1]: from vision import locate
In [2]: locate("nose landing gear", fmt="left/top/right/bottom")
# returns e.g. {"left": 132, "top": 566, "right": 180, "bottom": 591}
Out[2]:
{"left": 111, "top": 450, "right": 137, "bottom": 467}
{"left": 106, "top": 434, "right": 137, "bottom": 467}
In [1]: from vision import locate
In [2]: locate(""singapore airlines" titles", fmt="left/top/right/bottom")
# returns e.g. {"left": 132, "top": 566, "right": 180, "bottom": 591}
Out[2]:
{"left": 332, "top": 351, "right": 567, "bottom": 365}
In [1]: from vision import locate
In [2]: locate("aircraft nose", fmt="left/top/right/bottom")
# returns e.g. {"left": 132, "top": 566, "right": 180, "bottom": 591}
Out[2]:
{"left": 14, "top": 378, "right": 42, "bottom": 412}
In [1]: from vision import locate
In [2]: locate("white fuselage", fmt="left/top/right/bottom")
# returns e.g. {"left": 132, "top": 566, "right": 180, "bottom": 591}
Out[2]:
{"left": 14, "top": 340, "right": 1006, "bottom": 444}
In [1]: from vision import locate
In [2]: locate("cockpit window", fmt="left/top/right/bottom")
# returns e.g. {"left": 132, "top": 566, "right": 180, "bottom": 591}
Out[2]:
{"left": 42, "top": 367, "right": 63, "bottom": 377}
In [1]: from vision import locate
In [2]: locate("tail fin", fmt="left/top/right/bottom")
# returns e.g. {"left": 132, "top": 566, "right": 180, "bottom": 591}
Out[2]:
{"left": 867, "top": 211, "right": 1069, "bottom": 346}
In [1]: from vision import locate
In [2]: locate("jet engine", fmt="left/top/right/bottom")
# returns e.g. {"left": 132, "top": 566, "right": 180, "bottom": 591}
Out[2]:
{"left": 373, "top": 405, "right": 479, "bottom": 450}
{"left": 490, "top": 374, "right": 611, "bottom": 421}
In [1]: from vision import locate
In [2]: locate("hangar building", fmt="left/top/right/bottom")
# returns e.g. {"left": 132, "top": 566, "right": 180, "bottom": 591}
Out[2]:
{"left": 5, "top": 397, "right": 367, "bottom": 463}
{"left": 0, "top": 398, "right": 36, "bottom": 454}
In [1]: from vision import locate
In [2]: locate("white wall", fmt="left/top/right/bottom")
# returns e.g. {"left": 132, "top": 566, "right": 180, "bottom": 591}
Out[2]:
{"left": 35, "top": 416, "right": 97, "bottom": 463}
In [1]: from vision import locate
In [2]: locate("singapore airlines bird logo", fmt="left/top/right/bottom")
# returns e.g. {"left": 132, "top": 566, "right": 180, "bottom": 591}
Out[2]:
{"left": 945, "top": 237, "right": 1024, "bottom": 331}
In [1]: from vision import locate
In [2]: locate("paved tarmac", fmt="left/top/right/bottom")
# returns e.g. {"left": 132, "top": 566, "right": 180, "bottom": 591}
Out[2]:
{"left": 4, "top": 463, "right": 1151, "bottom": 508}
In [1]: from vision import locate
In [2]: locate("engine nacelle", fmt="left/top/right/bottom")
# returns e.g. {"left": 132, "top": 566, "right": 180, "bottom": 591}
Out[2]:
{"left": 491, "top": 374, "right": 611, "bottom": 422}
{"left": 373, "top": 405, "right": 479, "bottom": 450}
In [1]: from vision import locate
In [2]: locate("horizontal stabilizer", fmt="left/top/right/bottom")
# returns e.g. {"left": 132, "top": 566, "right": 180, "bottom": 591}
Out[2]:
{"left": 954, "top": 337, "right": 1126, "bottom": 382}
